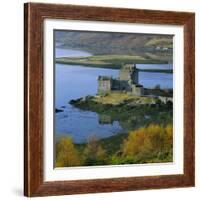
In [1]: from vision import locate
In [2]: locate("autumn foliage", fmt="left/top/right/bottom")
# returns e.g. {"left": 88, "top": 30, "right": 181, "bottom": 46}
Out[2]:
{"left": 83, "top": 135, "right": 107, "bottom": 165}
{"left": 122, "top": 124, "right": 173, "bottom": 162}
{"left": 56, "top": 137, "right": 81, "bottom": 167}
{"left": 56, "top": 124, "right": 173, "bottom": 167}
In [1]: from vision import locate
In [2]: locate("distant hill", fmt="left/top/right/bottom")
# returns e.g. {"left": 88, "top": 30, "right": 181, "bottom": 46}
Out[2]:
{"left": 55, "top": 31, "right": 173, "bottom": 63}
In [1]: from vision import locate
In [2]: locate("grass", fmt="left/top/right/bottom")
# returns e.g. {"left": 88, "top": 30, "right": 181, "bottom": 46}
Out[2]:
{"left": 93, "top": 92, "right": 156, "bottom": 105}
{"left": 89, "top": 55, "right": 146, "bottom": 62}
{"left": 56, "top": 54, "right": 170, "bottom": 69}
{"left": 145, "top": 38, "right": 173, "bottom": 48}
{"left": 145, "top": 52, "right": 173, "bottom": 64}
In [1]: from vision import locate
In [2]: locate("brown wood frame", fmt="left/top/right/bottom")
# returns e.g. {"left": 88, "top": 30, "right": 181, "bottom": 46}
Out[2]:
{"left": 24, "top": 2, "right": 195, "bottom": 197}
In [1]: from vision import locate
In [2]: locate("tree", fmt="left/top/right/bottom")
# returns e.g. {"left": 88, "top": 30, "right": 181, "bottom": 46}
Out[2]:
{"left": 83, "top": 135, "right": 107, "bottom": 165}
{"left": 122, "top": 124, "right": 173, "bottom": 162}
{"left": 56, "top": 136, "right": 81, "bottom": 167}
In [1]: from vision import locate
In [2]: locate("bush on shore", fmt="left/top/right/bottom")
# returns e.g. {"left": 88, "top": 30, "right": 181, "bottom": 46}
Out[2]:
{"left": 122, "top": 124, "right": 173, "bottom": 163}
{"left": 55, "top": 124, "right": 173, "bottom": 167}
{"left": 55, "top": 137, "right": 81, "bottom": 167}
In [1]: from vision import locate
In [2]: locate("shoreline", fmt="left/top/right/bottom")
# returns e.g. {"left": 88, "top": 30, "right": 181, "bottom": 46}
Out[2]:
{"left": 56, "top": 58, "right": 172, "bottom": 73}
{"left": 69, "top": 93, "right": 173, "bottom": 131}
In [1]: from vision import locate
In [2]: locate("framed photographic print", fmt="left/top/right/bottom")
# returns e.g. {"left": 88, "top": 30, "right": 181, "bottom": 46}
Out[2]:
{"left": 24, "top": 3, "right": 195, "bottom": 197}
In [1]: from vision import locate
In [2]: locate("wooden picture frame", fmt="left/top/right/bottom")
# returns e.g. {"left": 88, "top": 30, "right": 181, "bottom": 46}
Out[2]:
{"left": 24, "top": 2, "right": 195, "bottom": 197}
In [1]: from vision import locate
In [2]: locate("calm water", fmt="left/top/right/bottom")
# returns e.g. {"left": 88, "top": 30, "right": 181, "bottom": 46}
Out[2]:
{"left": 55, "top": 48, "right": 92, "bottom": 58}
{"left": 55, "top": 48, "right": 173, "bottom": 143}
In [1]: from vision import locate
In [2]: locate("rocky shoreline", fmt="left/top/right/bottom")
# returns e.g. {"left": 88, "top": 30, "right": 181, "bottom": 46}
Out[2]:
{"left": 69, "top": 93, "right": 173, "bottom": 131}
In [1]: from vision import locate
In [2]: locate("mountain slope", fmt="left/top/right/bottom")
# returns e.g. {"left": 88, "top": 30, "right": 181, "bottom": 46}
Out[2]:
{"left": 55, "top": 30, "right": 173, "bottom": 62}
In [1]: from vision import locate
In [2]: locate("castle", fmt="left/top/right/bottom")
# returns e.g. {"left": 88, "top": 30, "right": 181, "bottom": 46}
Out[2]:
{"left": 98, "top": 64, "right": 144, "bottom": 96}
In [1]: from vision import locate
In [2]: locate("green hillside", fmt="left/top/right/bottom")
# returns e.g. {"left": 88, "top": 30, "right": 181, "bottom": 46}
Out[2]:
{"left": 55, "top": 31, "right": 173, "bottom": 63}
{"left": 56, "top": 54, "right": 173, "bottom": 68}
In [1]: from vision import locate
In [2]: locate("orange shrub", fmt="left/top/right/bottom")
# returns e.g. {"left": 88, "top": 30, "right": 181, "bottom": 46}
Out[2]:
{"left": 83, "top": 135, "right": 107, "bottom": 165}
{"left": 56, "top": 136, "right": 81, "bottom": 167}
{"left": 122, "top": 124, "right": 173, "bottom": 161}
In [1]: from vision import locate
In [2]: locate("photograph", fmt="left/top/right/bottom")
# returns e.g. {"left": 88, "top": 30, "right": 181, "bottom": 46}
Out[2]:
{"left": 54, "top": 30, "right": 174, "bottom": 167}
{"left": 0, "top": 0, "right": 197, "bottom": 197}
{"left": 23, "top": 2, "right": 195, "bottom": 196}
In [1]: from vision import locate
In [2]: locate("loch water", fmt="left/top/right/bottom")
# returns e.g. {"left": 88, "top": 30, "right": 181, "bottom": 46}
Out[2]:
{"left": 55, "top": 48, "right": 173, "bottom": 143}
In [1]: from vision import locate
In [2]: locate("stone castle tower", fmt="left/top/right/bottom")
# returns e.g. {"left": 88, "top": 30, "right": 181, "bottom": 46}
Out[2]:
{"left": 98, "top": 64, "right": 144, "bottom": 96}
{"left": 119, "top": 64, "right": 138, "bottom": 83}
{"left": 97, "top": 76, "right": 113, "bottom": 94}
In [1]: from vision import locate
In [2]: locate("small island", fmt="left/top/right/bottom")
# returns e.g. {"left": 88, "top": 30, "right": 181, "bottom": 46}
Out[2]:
{"left": 70, "top": 64, "right": 172, "bottom": 106}
{"left": 70, "top": 64, "right": 172, "bottom": 129}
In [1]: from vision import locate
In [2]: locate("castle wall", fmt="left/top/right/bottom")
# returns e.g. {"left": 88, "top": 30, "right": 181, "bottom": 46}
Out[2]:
{"left": 98, "top": 79, "right": 112, "bottom": 94}
{"left": 119, "top": 80, "right": 132, "bottom": 91}
{"left": 98, "top": 64, "right": 141, "bottom": 95}
{"left": 119, "top": 70, "right": 132, "bottom": 81}
{"left": 97, "top": 65, "right": 171, "bottom": 102}
{"left": 132, "top": 84, "right": 144, "bottom": 96}
{"left": 119, "top": 65, "right": 138, "bottom": 84}
{"left": 111, "top": 79, "right": 121, "bottom": 90}
{"left": 132, "top": 71, "right": 138, "bottom": 84}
